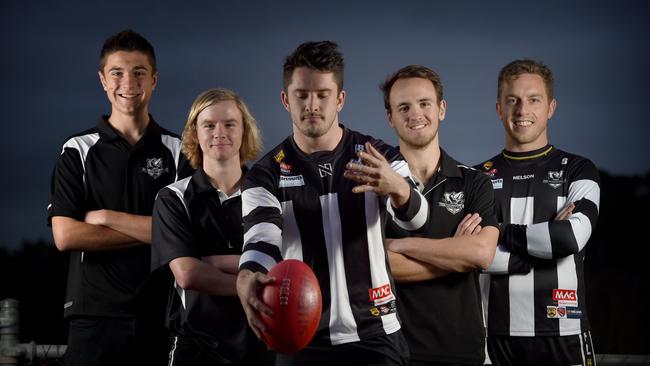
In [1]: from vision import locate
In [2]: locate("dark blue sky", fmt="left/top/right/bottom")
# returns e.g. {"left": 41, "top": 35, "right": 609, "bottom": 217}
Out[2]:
{"left": 1, "top": 0, "right": 648, "bottom": 249}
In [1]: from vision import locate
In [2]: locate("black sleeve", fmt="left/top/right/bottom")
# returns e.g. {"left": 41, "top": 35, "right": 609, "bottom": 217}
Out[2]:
{"left": 47, "top": 146, "right": 86, "bottom": 225}
{"left": 177, "top": 153, "right": 195, "bottom": 180}
{"left": 465, "top": 171, "right": 499, "bottom": 229}
{"left": 151, "top": 187, "right": 197, "bottom": 273}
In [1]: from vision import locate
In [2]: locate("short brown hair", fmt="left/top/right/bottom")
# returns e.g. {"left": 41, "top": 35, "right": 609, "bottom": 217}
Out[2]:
{"left": 99, "top": 29, "right": 156, "bottom": 73}
{"left": 380, "top": 65, "right": 444, "bottom": 111}
{"left": 497, "top": 59, "right": 554, "bottom": 101}
{"left": 283, "top": 41, "right": 344, "bottom": 92}
{"left": 181, "top": 89, "right": 262, "bottom": 169}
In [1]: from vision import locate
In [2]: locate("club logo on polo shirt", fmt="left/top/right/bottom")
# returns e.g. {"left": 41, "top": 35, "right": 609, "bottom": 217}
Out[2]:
{"left": 142, "top": 158, "right": 168, "bottom": 179}
{"left": 543, "top": 170, "right": 565, "bottom": 189}
{"left": 438, "top": 191, "right": 465, "bottom": 215}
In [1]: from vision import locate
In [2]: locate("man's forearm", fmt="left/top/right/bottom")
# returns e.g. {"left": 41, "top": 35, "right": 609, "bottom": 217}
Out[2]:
{"left": 390, "top": 227, "right": 499, "bottom": 272}
{"left": 87, "top": 209, "right": 153, "bottom": 244}
{"left": 387, "top": 251, "right": 449, "bottom": 283}
{"left": 52, "top": 216, "right": 142, "bottom": 251}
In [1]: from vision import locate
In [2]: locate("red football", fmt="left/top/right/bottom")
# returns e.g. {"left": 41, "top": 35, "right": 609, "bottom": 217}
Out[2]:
{"left": 260, "top": 259, "right": 322, "bottom": 354}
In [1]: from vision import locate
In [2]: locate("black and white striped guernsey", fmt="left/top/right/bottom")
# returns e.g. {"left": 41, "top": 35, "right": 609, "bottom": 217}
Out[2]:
{"left": 239, "top": 126, "right": 429, "bottom": 346}
{"left": 476, "top": 145, "right": 600, "bottom": 337}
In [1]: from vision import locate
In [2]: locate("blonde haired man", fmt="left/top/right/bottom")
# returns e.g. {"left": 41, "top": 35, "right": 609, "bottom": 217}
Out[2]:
{"left": 152, "top": 89, "right": 271, "bottom": 365}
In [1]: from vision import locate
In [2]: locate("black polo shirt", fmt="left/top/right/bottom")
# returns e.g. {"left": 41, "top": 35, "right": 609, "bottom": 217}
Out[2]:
{"left": 151, "top": 167, "right": 264, "bottom": 362}
{"left": 386, "top": 148, "right": 498, "bottom": 364}
{"left": 48, "top": 115, "right": 193, "bottom": 318}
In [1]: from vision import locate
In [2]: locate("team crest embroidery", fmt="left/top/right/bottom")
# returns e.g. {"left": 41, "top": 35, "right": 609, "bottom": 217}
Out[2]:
{"left": 543, "top": 170, "right": 565, "bottom": 189}
{"left": 142, "top": 158, "right": 168, "bottom": 179}
{"left": 438, "top": 191, "right": 465, "bottom": 214}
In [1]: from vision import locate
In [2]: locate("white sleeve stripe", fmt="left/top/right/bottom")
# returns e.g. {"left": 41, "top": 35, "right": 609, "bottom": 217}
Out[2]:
{"left": 243, "top": 222, "right": 282, "bottom": 248}
{"left": 242, "top": 187, "right": 281, "bottom": 216}
{"left": 486, "top": 246, "right": 512, "bottom": 274}
{"left": 569, "top": 212, "right": 592, "bottom": 250}
{"left": 387, "top": 189, "right": 428, "bottom": 231}
{"left": 526, "top": 221, "right": 553, "bottom": 259}
{"left": 568, "top": 179, "right": 600, "bottom": 210}
{"left": 239, "top": 250, "right": 277, "bottom": 272}
{"left": 161, "top": 135, "right": 183, "bottom": 181}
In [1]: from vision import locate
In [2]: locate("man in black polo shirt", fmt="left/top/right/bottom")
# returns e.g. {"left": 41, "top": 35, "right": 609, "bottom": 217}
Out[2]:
{"left": 380, "top": 65, "right": 499, "bottom": 365}
{"left": 151, "top": 89, "right": 272, "bottom": 365}
{"left": 48, "top": 29, "right": 192, "bottom": 366}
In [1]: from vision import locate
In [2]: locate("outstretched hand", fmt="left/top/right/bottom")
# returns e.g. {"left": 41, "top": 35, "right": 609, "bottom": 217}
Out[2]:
{"left": 343, "top": 142, "right": 410, "bottom": 207}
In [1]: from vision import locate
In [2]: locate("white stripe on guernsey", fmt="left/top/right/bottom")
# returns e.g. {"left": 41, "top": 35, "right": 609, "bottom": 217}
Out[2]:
{"left": 243, "top": 222, "right": 282, "bottom": 248}
{"left": 165, "top": 178, "right": 192, "bottom": 220}
{"left": 557, "top": 255, "right": 581, "bottom": 335}
{"left": 280, "top": 201, "right": 303, "bottom": 260}
{"left": 557, "top": 196, "right": 567, "bottom": 212}
{"left": 526, "top": 222, "right": 553, "bottom": 259}
{"left": 239, "top": 250, "right": 277, "bottom": 272}
{"left": 509, "top": 268, "right": 536, "bottom": 335}
{"left": 174, "top": 280, "right": 186, "bottom": 309}
{"left": 567, "top": 179, "right": 601, "bottom": 211}
{"left": 364, "top": 192, "right": 401, "bottom": 335}
{"left": 485, "top": 245, "right": 512, "bottom": 274}
{"left": 386, "top": 189, "right": 428, "bottom": 231}
{"left": 242, "top": 187, "right": 281, "bottom": 216}
{"left": 509, "top": 196, "right": 535, "bottom": 336}
{"left": 320, "top": 193, "right": 359, "bottom": 344}
{"left": 62, "top": 133, "right": 100, "bottom": 183}
{"left": 510, "top": 197, "right": 535, "bottom": 225}
{"left": 161, "top": 135, "right": 183, "bottom": 181}
{"left": 568, "top": 213, "right": 593, "bottom": 251}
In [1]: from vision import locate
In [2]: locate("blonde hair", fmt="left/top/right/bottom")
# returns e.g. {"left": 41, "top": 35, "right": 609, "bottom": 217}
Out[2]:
{"left": 181, "top": 88, "right": 263, "bottom": 169}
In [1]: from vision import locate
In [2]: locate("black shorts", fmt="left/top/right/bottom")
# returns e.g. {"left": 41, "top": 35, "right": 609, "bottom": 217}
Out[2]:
{"left": 487, "top": 331, "right": 596, "bottom": 366}
{"left": 64, "top": 316, "right": 168, "bottom": 366}
{"left": 276, "top": 331, "right": 409, "bottom": 366}
{"left": 167, "top": 335, "right": 275, "bottom": 366}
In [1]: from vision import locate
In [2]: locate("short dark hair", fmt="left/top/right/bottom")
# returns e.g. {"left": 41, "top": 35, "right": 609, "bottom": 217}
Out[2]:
{"left": 99, "top": 29, "right": 156, "bottom": 72}
{"left": 380, "top": 65, "right": 444, "bottom": 111}
{"left": 497, "top": 59, "right": 554, "bottom": 101}
{"left": 282, "top": 41, "right": 344, "bottom": 92}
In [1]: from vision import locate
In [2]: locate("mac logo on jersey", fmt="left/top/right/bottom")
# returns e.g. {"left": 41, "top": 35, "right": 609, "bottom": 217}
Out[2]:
{"left": 438, "top": 191, "right": 465, "bottom": 214}
{"left": 142, "top": 158, "right": 168, "bottom": 179}
{"left": 318, "top": 163, "right": 333, "bottom": 177}
{"left": 369, "top": 283, "right": 395, "bottom": 306}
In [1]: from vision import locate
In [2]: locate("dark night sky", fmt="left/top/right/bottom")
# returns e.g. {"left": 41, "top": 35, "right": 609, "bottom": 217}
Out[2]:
{"left": 1, "top": 0, "right": 648, "bottom": 249}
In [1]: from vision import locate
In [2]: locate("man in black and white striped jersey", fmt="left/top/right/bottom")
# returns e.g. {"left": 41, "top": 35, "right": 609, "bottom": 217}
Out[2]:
{"left": 476, "top": 59, "right": 600, "bottom": 366}
{"left": 236, "top": 41, "right": 429, "bottom": 366}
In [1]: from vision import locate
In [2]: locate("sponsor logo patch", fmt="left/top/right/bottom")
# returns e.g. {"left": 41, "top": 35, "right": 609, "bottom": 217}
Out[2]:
{"left": 318, "top": 163, "right": 333, "bottom": 177}
{"left": 369, "top": 300, "right": 397, "bottom": 317}
{"left": 369, "top": 284, "right": 395, "bottom": 306}
{"left": 438, "top": 191, "right": 465, "bottom": 214}
{"left": 543, "top": 170, "right": 565, "bottom": 189}
{"left": 278, "top": 175, "right": 305, "bottom": 188}
{"left": 274, "top": 149, "right": 285, "bottom": 163}
{"left": 491, "top": 178, "right": 503, "bottom": 189}
{"left": 280, "top": 162, "right": 292, "bottom": 174}
{"left": 483, "top": 161, "right": 493, "bottom": 170}
{"left": 553, "top": 288, "right": 578, "bottom": 307}
{"left": 142, "top": 158, "right": 168, "bottom": 179}
{"left": 547, "top": 306, "right": 557, "bottom": 318}
{"left": 513, "top": 174, "right": 534, "bottom": 180}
